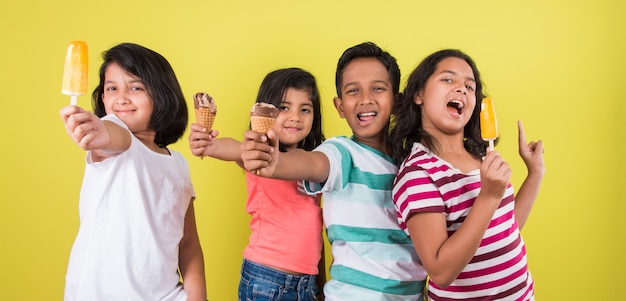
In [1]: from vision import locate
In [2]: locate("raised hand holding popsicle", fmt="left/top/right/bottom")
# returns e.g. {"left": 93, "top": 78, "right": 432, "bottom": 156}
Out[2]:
{"left": 61, "top": 41, "right": 88, "bottom": 105}
{"left": 390, "top": 49, "right": 540, "bottom": 300}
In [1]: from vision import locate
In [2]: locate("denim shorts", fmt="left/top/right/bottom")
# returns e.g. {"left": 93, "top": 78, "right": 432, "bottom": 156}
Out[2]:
{"left": 238, "top": 258, "right": 319, "bottom": 301}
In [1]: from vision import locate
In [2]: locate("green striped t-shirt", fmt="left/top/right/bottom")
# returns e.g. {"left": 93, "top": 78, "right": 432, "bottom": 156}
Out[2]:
{"left": 303, "top": 136, "right": 426, "bottom": 301}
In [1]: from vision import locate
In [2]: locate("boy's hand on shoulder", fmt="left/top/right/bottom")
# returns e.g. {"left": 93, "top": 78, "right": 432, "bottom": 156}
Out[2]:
{"left": 240, "top": 130, "right": 277, "bottom": 176}
{"left": 188, "top": 123, "right": 219, "bottom": 158}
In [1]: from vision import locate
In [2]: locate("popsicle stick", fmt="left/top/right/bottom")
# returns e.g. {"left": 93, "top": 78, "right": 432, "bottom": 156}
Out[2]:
{"left": 488, "top": 139, "right": 495, "bottom": 151}
{"left": 70, "top": 95, "right": 78, "bottom": 106}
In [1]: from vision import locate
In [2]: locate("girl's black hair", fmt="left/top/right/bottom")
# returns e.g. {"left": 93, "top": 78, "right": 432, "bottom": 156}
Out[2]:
{"left": 389, "top": 49, "right": 489, "bottom": 165}
{"left": 254, "top": 68, "right": 324, "bottom": 151}
{"left": 91, "top": 43, "right": 188, "bottom": 148}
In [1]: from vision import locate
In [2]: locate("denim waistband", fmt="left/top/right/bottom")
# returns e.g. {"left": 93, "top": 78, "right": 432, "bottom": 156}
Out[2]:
{"left": 241, "top": 258, "right": 317, "bottom": 287}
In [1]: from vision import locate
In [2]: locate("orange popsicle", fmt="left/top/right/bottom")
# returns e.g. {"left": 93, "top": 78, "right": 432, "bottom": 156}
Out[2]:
{"left": 62, "top": 41, "right": 88, "bottom": 105}
{"left": 480, "top": 97, "right": 498, "bottom": 151}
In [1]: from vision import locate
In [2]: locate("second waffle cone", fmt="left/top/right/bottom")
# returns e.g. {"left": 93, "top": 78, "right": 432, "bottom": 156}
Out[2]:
{"left": 250, "top": 116, "right": 275, "bottom": 134}
{"left": 195, "top": 107, "right": 216, "bottom": 130}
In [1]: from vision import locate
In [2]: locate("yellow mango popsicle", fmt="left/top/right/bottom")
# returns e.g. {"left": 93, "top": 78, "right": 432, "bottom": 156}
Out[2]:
{"left": 62, "top": 41, "right": 88, "bottom": 105}
{"left": 480, "top": 97, "right": 498, "bottom": 151}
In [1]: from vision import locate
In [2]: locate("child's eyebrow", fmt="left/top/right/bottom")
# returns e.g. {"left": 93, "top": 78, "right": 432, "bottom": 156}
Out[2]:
{"left": 342, "top": 79, "right": 390, "bottom": 89}
{"left": 281, "top": 100, "right": 314, "bottom": 106}
{"left": 440, "top": 69, "right": 475, "bottom": 82}
{"left": 104, "top": 79, "right": 143, "bottom": 85}
{"left": 372, "top": 79, "right": 391, "bottom": 86}
{"left": 128, "top": 79, "right": 144, "bottom": 84}
{"left": 342, "top": 81, "right": 358, "bottom": 89}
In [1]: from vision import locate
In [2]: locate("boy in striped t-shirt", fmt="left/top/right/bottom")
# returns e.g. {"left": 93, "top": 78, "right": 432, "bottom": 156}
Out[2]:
{"left": 389, "top": 49, "right": 545, "bottom": 300}
{"left": 241, "top": 42, "right": 427, "bottom": 300}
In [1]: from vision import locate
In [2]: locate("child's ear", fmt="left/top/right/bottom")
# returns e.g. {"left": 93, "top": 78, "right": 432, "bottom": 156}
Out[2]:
{"left": 414, "top": 93, "right": 423, "bottom": 105}
{"left": 333, "top": 97, "right": 346, "bottom": 118}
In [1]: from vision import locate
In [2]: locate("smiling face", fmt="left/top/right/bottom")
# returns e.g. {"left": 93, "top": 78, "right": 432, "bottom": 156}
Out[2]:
{"left": 334, "top": 57, "right": 394, "bottom": 150}
{"left": 101, "top": 62, "right": 154, "bottom": 135}
{"left": 416, "top": 57, "right": 477, "bottom": 138}
{"left": 273, "top": 88, "right": 315, "bottom": 151}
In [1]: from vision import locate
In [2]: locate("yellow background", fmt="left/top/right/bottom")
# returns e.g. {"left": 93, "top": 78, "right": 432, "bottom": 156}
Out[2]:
{"left": 1, "top": 0, "right": 624, "bottom": 300}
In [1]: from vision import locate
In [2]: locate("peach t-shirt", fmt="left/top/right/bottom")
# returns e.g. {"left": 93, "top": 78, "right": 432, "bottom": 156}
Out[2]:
{"left": 243, "top": 171, "right": 323, "bottom": 275}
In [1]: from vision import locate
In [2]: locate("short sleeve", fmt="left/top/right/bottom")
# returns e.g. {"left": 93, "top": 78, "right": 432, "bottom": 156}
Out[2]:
{"left": 393, "top": 164, "right": 445, "bottom": 230}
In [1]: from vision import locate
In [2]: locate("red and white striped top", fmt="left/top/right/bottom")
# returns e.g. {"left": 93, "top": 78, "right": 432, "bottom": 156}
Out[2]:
{"left": 393, "top": 143, "right": 534, "bottom": 301}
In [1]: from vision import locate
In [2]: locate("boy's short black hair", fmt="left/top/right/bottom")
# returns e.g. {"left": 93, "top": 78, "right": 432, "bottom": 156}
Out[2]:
{"left": 335, "top": 42, "right": 400, "bottom": 97}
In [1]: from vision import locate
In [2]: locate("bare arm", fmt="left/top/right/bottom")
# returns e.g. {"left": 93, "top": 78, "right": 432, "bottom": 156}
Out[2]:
{"left": 405, "top": 151, "right": 511, "bottom": 288}
{"left": 240, "top": 130, "right": 330, "bottom": 183}
{"left": 316, "top": 245, "right": 326, "bottom": 301}
{"left": 60, "top": 105, "right": 131, "bottom": 162}
{"left": 178, "top": 202, "right": 207, "bottom": 301}
{"left": 514, "top": 120, "right": 545, "bottom": 229}
{"left": 188, "top": 123, "right": 244, "bottom": 166}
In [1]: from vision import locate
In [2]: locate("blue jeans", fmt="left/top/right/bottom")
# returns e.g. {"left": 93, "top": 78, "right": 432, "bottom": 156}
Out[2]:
{"left": 238, "top": 258, "right": 319, "bottom": 301}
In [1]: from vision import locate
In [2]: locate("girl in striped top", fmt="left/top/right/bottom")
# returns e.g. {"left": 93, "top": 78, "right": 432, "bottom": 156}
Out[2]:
{"left": 389, "top": 49, "right": 545, "bottom": 300}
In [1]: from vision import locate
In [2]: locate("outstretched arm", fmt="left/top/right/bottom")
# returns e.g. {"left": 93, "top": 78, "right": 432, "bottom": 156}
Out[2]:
{"left": 60, "top": 105, "right": 130, "bottom": 162}
{"left": 188, "top": 123, "right": 244, "bottom": 166}
{"left": 514, "top": 120, "right": 545, "bottom": 230}
{"left": 178, "top": 202, "right": 207, "bottom": 301}
{"left": 240, "top": 129, "right": 330, "bottom": 183}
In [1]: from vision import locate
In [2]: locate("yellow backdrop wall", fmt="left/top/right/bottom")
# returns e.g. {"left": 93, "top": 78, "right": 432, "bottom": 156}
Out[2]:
{"left": 1, "top": 0, "right": 623, "bottom": 300}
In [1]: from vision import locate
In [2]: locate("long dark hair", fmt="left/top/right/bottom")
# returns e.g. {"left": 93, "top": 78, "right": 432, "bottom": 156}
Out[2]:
{"left": 91, "top": 43, "right": 188, "bottom": 148}
{"left": 254, "top": 67, "right": 324, "bottom": 151}
{"left": 389, "top": 49, "right": 489, "bottom": 165}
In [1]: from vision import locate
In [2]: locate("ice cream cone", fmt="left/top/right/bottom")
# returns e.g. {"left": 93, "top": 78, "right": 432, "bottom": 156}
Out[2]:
{"left": 195, "top": 107, "right": 216, "bottom": 130}
{"left": 250, "top": 102, "right": 279, "bottom": 135}
{"left": 250, "top": 116, "right": 276, "bottom": 134}
{"left": 194, "top": 92, "right": 217, "bottom": 130}
{"left": 250, "top": 116, "right": 274, "bottom": 175}
{"left": 250, "top": 102, "right": 279, "bottom": 175}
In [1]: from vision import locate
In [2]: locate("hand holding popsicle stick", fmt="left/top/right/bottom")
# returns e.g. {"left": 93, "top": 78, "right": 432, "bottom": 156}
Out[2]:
{"left": 480, "top": 97, "right": 499, "bottom": 151}
{"left": 62, "top": 41, "right": 88, "bottom": 105}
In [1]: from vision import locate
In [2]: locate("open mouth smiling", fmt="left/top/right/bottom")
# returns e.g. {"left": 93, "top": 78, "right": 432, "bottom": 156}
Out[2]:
{"left": 447, "top": 100, "right": 464, "bottom": 115}
{"left": 357, "top": 112, "right": 377, "bottom": 121}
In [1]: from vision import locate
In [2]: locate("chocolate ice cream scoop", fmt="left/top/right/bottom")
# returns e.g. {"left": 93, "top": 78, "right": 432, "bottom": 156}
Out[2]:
{"left": 250, "top": 102, "right": 279, "bottom": 135}
{"left": 250, "top": 102, "right": 279, "bottom": 118}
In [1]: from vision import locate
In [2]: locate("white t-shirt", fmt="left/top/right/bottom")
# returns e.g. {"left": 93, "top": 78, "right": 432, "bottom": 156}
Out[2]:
{"left": 64, "top": 114, "right": 195, "bottom": 301}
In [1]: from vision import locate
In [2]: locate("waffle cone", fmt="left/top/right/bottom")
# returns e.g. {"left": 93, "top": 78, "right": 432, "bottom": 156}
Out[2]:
{"left": 250, "top": 116, "right": 275, "bottom": 134}
{"left": 195, "top": 107, "right": 216, "bottom": 130}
